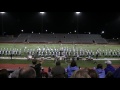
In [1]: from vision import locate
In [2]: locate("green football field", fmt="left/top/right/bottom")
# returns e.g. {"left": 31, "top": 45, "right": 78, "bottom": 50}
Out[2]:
{"left": 0, "top": 43, "right": 120, "bottom": 56}
{"left": 0, "top": 43, "right": 120, "bottom": 68}
{"left": 0, "top": 44, "right": 120, "bottom": 50}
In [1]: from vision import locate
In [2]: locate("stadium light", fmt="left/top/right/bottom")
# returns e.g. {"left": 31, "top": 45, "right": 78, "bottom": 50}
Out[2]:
{"left": 74, "top": 30, "right": 76, "bottom": 33}
{"left": 46, "top": 30, "right": 47, "bottom": 32}
{"left": 0, "top": 12, "right": 5, "bottom": 14}
{"left": 75, "top": 12, "right": 81, "bottom": 34}
{"left": 40, "top": 12, "right": 45, "bottom": 33}
{"left": 40, "top": 12, "right": 45, "bottom": 14}
{"left": 21, "top": 30, "right": 24, "bottom": 32}
{"left": 32, "top": 31, "right": 34, "bottom": 34}
{"left": 39, "top": 33, "right": 40, "bottom": 34}
{"left": 76, "top": 12, "right": 81, "bottom": 15}
{"left": 0, "top": 12, "right": 6, "bottom": 36}
{"left": 101, "top": 31, "right": 104, "bottom": 34}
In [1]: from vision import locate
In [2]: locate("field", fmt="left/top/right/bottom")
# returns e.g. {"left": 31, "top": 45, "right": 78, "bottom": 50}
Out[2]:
{"left": 0, "top": 43, "right": 120, "bottom": 57}
{"left": 0, "top": 44, "right": 120, "bottom": 51}
{"left": 0, "top": 43, "right": 120, "bottom": 70}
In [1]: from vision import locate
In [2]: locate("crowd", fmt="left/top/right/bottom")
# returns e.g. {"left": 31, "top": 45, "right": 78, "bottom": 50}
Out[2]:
{"left": 0, "top": 59, "right": 120, "bottom": 78}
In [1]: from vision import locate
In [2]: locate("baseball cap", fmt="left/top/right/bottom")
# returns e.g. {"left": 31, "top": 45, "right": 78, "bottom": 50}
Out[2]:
{"left": 105, "top": 60, "right": 112, "bottom": 64}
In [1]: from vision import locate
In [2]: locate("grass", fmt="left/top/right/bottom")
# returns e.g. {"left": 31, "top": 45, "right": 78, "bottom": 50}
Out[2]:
{"left": 0, "top": 43, "right": 120, "bottom": 57}
{"left": 0, "top": 59, "right": 120, "bottom": 68}
{"left": 0, "top": 44, "right": 120, "bottom": 68}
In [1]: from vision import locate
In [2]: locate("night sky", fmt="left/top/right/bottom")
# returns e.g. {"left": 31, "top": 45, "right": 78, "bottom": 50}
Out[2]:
{"left": 0, "top": 12, "right": 120, "bottom": 38}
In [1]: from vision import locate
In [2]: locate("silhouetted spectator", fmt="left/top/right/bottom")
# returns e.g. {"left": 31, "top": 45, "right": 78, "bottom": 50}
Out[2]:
{"left": 0, "top": 69, "right": 9, "bottom": 78}
{"left": 71, "top": 69, "right": 91, "bottom": 78}
{"left": 66, "top": 60, "right": 79, "bottom": 78}
{"left": 105, "top": 71, "right": 114, "bottom": 78}
{"left": 19, "top": 67, "right": 36, "bottom": 78}
{"left": 104, "top": 60, "right": 115, "bottom": 75}
{"left": 88, "top": 69, "right": 99, "bottom": 78}
{"left": 95, "top": 64, "right": 105, "bottom": 78}
{"left": 30, "top": 59, "right": 42, "bottom": 78}
{"left": 9, "top": 69, "right": 20, "bottom": 78}
{"left": 51, "top": 61, "right": 65, "bottom": 78}
{"left": 41, "top": 68, "right": 48, "bottom": 78}
{"left": 113, "top": 67, "right": 120, "bottom": 78}
{"left": 48, "top": 67, "right": 52, "bottom": 78}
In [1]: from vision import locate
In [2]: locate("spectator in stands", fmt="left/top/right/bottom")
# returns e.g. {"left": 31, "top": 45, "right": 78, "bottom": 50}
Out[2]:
{"left": 104, "top": 60, "right": 115, "bottom": 75}
{"left": 95, "top": 64, "right": 105, "bottom": 78}
{"left": 48, "top": 67, "right": 52, "bottom": 78}
{"left": 113, "top": 67, "right": 120, "bottom": 78}
{"left": 105, "top": 71, "right": 114, "bottom": 78}
{"left": 88, "top": 69, "right": 99, "bottom": 78}
{"left": 30, "top": 59, "right": 42, "bottom": 78}
{"left": 0, "top": 69, "right": 9, "bottom": 78}
{"left": 71, "top": 69, "right": 91, "bottom": 78}
{"left": 41, "top": 67, "right": 48, "bottom": 78}
{"left": 51, "top": 61, "right": 65, "bottom": 78}
{"left": 19, "top": 67, "right": 36, "bottom": 78}
{"left": 9, "top": 68, "right": 20, "bottom": 78}
{"left": 66, "top": 60, "right": 79, "bottom": 78}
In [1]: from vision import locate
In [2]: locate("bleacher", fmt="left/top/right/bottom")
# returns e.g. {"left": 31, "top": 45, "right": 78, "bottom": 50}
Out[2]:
{"left": 0, "top": 37, "right": 17, "bottom": 43}
{"left": 0, "top": 33, "right": 108, "bottom": 44}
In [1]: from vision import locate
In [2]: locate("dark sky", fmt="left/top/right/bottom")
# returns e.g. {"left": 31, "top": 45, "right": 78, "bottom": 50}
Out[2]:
{"left": 0, "top": 12, "right": 120, "bottom": 38}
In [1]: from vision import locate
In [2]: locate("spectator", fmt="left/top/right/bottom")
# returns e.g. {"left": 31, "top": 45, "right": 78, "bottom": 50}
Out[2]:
{"left": 51, "top": 61, "right": 65, "bottom": 78}
{"left": 71, "top": 69, "right": 91, "bottom": 78}
{"left": 104, "top": 60, "right": 115, "bottom": 75}
{"left": 0, "top": 69, "right": 9, "bottom": 78}
{"left": 19, "top": 67, "right": 36, "bottom": 78}
{"left": 88, "top": 69, "right": 99, "bottom": 78}
{"left": 66, "top": 60, "right": 79, "bottom": 78}
{"left": 95, "top": 64, "right": 105, "bottom": 78}
{"left": 30, "top": 59, "right": 42, "bottom": 78}
{"left": 41, "top": 68, "right": 48, "bottom": 78}
{"left": 113, "top": 67, "right": 120, "bottom": 78}
{"left": 48, "top": 67, "right": 52, "bottom": 78}
{"left": 9, "top": 68, "right": 20, "bottom": 78}
{"left": 105, "top": 71, "right": 114, "bottom": 78}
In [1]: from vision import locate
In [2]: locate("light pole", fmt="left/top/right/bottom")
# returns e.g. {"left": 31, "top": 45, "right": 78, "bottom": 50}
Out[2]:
{"left": 0, "top": 12, "right": 5, "bottom": 36}
{"left": 40, "top": 12, "right": 45, "bottom": 33}
{"left": 75, "top": 12, "right": 81, "bottom": 34}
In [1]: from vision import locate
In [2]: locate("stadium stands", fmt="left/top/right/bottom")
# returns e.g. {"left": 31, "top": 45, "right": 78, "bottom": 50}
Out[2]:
{"left": 5, "top": 33, "right": 107, "bottom": 44}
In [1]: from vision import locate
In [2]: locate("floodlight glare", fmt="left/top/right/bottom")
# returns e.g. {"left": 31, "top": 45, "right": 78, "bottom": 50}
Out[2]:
{"left": 21, "top": 30, "right": 24, "bottom": 32}
{"left": 0, "top": 12, "right": 5, "bottom": 14}
{"left": 76, "top": 12, "right": 80, "bottom": 14}
{"left": 40, "top": 12, "right": 45, "bottom": 14}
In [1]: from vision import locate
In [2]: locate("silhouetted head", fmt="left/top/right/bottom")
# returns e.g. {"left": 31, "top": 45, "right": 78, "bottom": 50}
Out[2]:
{"left": 56, "top": 61, "right": 61, "bottom": 66}
{"left": 19, "top": 67, "right": 36, "bottom": 78}
{"left": 70, "top": 60, "right": 77, "bottom": 67}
